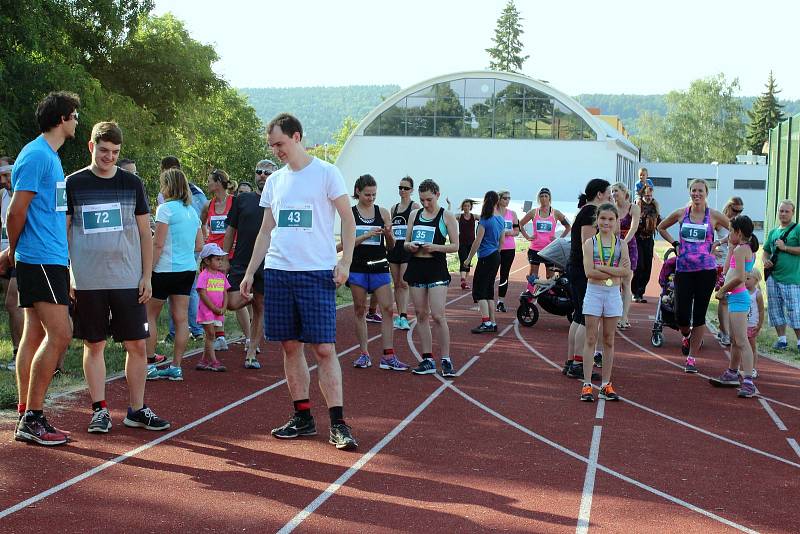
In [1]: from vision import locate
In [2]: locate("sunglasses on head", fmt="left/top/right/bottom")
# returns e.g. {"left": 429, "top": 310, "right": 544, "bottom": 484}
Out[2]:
{"left": 255, "top": 169, "right": 274, "bottom": 175}
{"left": 731, "top": 207, "right": 743, "bottom": 214}
{"left": 398, "top": 185, "right": 412, "bottom": 191}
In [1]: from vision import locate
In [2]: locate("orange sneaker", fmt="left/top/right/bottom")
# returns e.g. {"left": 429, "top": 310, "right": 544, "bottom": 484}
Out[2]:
{"left": 599, "top": 383, "right": 619, "bottom": 401}
{"left": 580, "top": 384, "right": 594, "bottom": 402}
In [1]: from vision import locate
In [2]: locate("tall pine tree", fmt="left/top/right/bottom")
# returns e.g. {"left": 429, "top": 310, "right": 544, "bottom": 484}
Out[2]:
{"left": 486, "top": 1, "right": 529, "bottom": 73}
{"left": 746, "top": 71, "right": 785, "bottom": 154}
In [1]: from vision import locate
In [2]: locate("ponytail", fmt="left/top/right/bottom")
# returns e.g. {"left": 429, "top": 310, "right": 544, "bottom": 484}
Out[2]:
{"left": 749, "top": 234, "right": 759, "bottom": 254}
{"left": 577, "top": 194, "right": 588, "bottom": 208}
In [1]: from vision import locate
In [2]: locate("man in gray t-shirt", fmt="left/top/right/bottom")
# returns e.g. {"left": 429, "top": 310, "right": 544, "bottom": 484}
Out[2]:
{"left": 65, "top": 122, "right": 169, "bottom": 434}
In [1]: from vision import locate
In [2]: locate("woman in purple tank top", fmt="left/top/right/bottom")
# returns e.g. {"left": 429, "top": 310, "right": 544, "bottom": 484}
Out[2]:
{"left": 658, "top": 179, "right": 730, "bottom": 372}
{"left": 612, "top": 182, "right": 640, "bottom": 331}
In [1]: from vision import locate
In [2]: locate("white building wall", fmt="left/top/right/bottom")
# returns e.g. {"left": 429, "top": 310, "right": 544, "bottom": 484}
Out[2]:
{"left": 337, "top": 135, "right": 630, "bottom": 211}
{"left": 643, "top": 162, "right": 768, "bottom": 240}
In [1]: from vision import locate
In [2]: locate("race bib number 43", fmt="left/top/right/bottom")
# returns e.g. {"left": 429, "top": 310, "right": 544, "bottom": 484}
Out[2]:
{"left": 411, "top": 225, "right": 435, "bottom": 245}
{"left": 278, "top": 205, "right": 313, "bottom": 232}
{"left": 82, "top": 202, "right": 123, "bottom": 234}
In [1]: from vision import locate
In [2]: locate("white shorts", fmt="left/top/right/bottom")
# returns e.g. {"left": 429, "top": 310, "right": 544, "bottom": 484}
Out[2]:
{"left": 582, "top": 283, "right": 623, "bottom": 318}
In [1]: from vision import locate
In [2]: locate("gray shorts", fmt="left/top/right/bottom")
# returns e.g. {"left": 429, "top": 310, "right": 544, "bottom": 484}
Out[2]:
{"left": 582, "top": 283, "right": 623, "bottom": 318}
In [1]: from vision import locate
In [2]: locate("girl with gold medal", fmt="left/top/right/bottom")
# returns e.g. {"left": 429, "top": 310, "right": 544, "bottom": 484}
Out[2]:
{"left": 579, "top": 203, "right": 631, "bottom": 402}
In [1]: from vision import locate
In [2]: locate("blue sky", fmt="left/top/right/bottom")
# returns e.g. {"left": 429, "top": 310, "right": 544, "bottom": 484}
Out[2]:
{"left": 154, "top": 0, "right": 800, "bottom": 98}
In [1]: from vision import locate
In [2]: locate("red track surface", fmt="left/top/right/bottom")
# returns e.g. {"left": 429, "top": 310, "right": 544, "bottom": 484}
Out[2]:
{"left": 1, "top": 256, "right": 799, "bottom": 533}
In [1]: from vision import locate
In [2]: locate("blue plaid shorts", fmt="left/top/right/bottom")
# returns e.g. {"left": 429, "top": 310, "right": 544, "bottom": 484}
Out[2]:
{"left": 263, "top": 269, "right": 336, "bottom": 344}
{"left": 767, "top": 277, "right": 800, "bottom": 329}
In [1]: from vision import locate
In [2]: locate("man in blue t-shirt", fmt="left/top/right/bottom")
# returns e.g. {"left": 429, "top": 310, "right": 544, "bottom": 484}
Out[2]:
{"left": 7, "top": 91, "right": 80, "bottom": 446}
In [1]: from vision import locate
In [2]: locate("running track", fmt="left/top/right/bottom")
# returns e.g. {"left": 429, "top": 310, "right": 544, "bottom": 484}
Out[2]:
{"left": 1, "top": 256, "right": 799, "bottom": 533}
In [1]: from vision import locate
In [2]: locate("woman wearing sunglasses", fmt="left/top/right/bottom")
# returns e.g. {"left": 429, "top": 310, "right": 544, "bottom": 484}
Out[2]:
{"left": 386, "top": 176, "right": 420, "bottom": 330}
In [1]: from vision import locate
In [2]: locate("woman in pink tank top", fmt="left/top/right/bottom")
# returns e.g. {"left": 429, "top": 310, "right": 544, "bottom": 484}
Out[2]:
{"left": 520, "top": 187, "right": 571, "bottom": 280}
{"left": 495, "top": 190, "right": 518, "bottom": 313}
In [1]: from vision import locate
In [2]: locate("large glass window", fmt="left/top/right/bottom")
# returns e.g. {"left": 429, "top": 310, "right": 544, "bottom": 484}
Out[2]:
{"left": 364, "top": 77, "right": 598, "bottom": 140}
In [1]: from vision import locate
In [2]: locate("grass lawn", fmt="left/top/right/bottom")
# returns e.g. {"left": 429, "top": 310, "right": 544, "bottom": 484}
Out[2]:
{"left": 0, "top": 306, "right": 243, "bottom": 410}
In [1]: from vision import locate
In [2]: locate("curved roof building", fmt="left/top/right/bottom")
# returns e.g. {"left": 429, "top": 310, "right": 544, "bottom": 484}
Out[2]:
{"left": 336, "top": 71, "right": 639, "bottom": 209}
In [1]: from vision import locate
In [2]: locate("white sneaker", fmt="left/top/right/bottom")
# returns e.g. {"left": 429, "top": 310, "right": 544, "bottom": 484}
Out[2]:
{"left": 213, "top": 336, "right": 229, "bottom": 351}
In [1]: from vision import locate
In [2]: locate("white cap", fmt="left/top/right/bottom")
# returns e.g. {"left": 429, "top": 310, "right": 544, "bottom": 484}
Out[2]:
{"left": 199, "top": 243, "right": 226, "bottom": 259}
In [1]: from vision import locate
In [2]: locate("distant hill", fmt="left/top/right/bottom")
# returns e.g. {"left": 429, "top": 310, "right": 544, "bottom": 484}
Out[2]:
{"left": 239, "top": 85, "right": 400, "bottom": 145}
{"left": 574, "top": 94, "right": 800, "bottom": 134}
{"left": 239, "top": 86, "right": 800, "bottom": 143}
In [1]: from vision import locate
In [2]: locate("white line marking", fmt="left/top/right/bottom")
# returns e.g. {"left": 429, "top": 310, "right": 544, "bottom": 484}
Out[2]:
{"left": 448, "top": 384, "right": 758, "bottom": 534}
{"left": 456, "top": 355, "right": 480, "bottom": 376}
{"left": 480, "top": 338, "right": 498, "bottom": 353}
{"left": 0, "top": 335, "right": 383, "bottom": 520}
{"left": 617, "top": 330, "right": 800, "bottom": 413}
{"left": 759, "top": 399, "right": 788, "bottom": 431}
{"left": 576, "top": 425, "right": 603, "bottom": 534}
{"left": 515, "top": 323, "right": 800, "bottom": 469}
{"left": 788, "top": 438, "right": 800, "bottom": 460}
{"left": 595, "top": 399, "right": 606, "bottom": 420}
{"left": 277, "top": 381, "right": 450, "bottom": 534}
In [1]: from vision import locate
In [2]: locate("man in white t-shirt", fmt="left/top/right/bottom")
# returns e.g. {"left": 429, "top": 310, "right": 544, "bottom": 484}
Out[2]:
{"left": 241, "top": 113, "right": 357, "bottom": 450}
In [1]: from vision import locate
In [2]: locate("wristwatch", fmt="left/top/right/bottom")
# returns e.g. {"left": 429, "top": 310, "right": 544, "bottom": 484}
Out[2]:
{"left": 672, "top": 240, "right": 680, "bottom": 248}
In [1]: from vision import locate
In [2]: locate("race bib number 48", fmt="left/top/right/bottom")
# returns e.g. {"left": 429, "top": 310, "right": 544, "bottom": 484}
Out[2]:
{"left": 392, "top": 224, "right": 407, "bottom": 240}
{"left": 82, "top": 202, "right": 123, "bottom": 234}
{"left": 278, "top": 205, "right": 313, "bottom": 232}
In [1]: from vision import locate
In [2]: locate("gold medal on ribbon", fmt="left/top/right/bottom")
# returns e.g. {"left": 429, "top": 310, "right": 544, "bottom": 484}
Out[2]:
{"left": 596, "top": 236, "right": 616, "bottom": 287}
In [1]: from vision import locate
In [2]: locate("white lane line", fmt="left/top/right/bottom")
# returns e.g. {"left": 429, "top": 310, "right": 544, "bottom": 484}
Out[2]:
{"left": 278, "top": 381, "right": 450, "bottom": 534}
{"left": 456, "top": 355, "right": 480, "bottom": 376}
{"left": 788, "top": 438, "right": 800, "bottom": 460}
{"left": 576, "top": 425, "right": 603, "bottom": 534}
{"left": 617, "top": 329, "right": 800, "bottom": 413}
{"left": 515, "top": 323, "right": 800, "bottom": 469}
{"left": 448, "top": 384, "right": 758, "bottom": 534}
{"left": 595, "top": 399, "right": 606, "bottom": 420}
{"left": 759, "top": 399, "right": 788, "bottom": 431}
{"left": 480, "top": 338, "right": 498, "bottom": 353}
{"left": 0, "top": 335, "right": 382, "bottom": 520}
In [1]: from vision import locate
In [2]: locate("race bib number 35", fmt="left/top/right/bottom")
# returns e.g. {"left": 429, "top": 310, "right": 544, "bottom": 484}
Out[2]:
{"left": 278, "top": 205, "right": 313, "bottom": 232}
{"left": 82, "top": 202, "right": 123, "bottom": 234}
{"left": 411, "top": 225, "right": 435, "bottom": 245}
{"left": 680, "top": 223, "right": 707, "bottom": 243}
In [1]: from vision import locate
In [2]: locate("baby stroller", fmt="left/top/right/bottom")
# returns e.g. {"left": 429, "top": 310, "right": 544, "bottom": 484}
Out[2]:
{"left": 651, "top": 248, "right": 679, "bottom": 347}
{"left": 517, "top": 238, "right": 574, "bottom": 327}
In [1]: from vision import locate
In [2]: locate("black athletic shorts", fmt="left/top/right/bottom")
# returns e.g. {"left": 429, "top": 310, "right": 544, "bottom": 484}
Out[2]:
{"left": 566, "top": 262, "right": 588, "bottom": 326}
{"left": 151, "top": 270, "right": 196, "bottom": 300}
{"left": 472, "top": 251, "right": 500, "bottom": 302}
{"left": 227, "top": 265, "right": 264, "bottom": 295}
{"left": 72, "top": 288, "right": 149, "bottom": 342}
{"left": 527, "top": 248, "right": 554, "bottom": 268}
{"left": 16, "top": 261, "right": 69, "bottom": 308}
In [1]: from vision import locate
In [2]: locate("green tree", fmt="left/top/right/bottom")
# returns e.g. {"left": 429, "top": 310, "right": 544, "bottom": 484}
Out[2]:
{"left": 308, "top": 116, "right": 359, "bottom": 163}
{"left": 745, "top": 71, "right": 785, "bottom": 155}
{"left": 486, "top": 0, "right": 529, "bottom": 73}
{"left": 633, "top": 74, "right": 745, "bottom": 163}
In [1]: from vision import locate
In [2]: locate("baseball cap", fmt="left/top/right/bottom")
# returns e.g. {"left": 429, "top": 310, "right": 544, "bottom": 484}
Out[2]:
{"left": 200, "top": 243, "right": 226, "bottom": 259}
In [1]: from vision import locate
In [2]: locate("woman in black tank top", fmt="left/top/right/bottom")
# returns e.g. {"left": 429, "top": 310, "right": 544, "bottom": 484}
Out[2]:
{"left": 387, "top": 176, "right": 420, "bottom": 331}
{"left": 403, "top": 179, "right": 460, "bottom": 378}
{"left": 343, "top": 175, "right": 409, "bottom": 371}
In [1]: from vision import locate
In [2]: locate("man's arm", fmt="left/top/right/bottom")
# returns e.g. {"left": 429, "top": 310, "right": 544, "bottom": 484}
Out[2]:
{"left": 135, "top": 213, "right": 153, "bottom": 303}
{"left": 241, "top": 207, "right": 275, "bottom": 299}
{"left": 223, "top": 226, "right": 235, "bottom": 254}
{"left": 334, "top": 194, "right": 355, "bottom": 286}
{"left": 5, "top": 190, "right": 36, "bottom": 265}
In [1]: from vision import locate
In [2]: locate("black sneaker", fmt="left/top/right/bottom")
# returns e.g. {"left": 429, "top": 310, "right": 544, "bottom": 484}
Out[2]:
{"left": 123, "top": 405, "right": 170, "bottom": 431}
{"left": 412, "top": 358, "right": 437, "bottom": 375}
{"left": 329, "top": 423, "right": 358, "bottom": 450}
{"left": 471, "top": 322, "right": 495, "bottom": 334}
{"left": 441, "top": 358, "right": 457, "bottom": 377}
{"left": 566, "top": 362, "right": 601, "bottom": 381}
{"left": 15, "top": 413, "right": 69, "bottom": 446}
{"left": 593, "top": 352, "right": 603, "bottom": 368}
{"left": 562, "top": 360, "right": 572, "bottom": 375}
{"left": 88, "top": 408, "right": 112, "bottom": 433}
{"left": 271, "top": 414, "right": 317, "bottom": 439}
{"left": 496, "top": 301, "right": 507, "bottom": 313}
